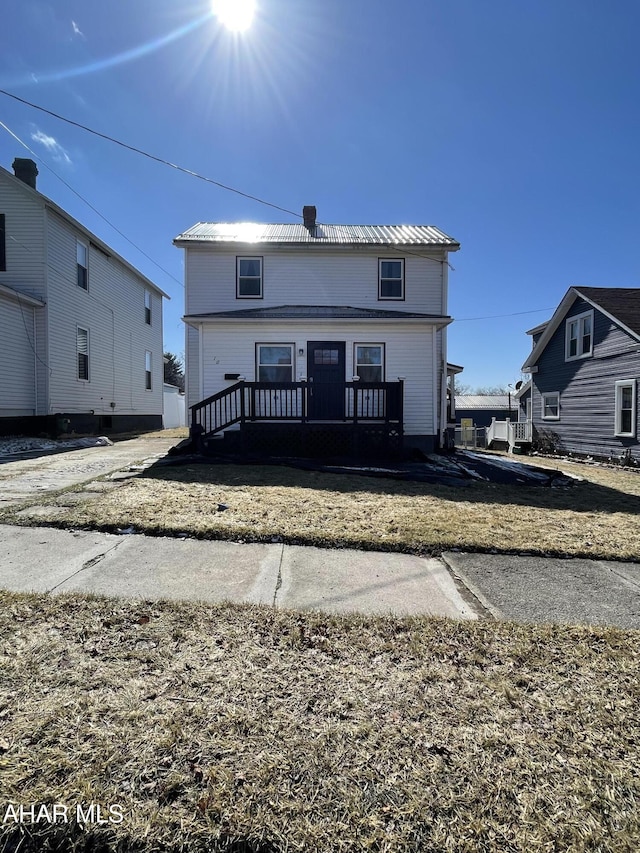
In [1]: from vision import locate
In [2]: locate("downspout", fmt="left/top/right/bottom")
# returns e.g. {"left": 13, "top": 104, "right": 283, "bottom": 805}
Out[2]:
{"left": 431, "top": 328, "right": 438, "bottom": 438}
{"left": 440, "top": 254, "right": 450, "bottom": 448}
{"left": 198, "top": 324, "right": 204, "bottom": 402}
{"left": 33, "top": 307, "right": 37, "bottom": 415}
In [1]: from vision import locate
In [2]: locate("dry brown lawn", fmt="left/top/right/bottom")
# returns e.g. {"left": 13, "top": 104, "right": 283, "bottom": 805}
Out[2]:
{"left": 6, "top": 455, "right": 640, "bottom": 561}
{"left": 1, "top": 590, "right": 638, "bottom": 852}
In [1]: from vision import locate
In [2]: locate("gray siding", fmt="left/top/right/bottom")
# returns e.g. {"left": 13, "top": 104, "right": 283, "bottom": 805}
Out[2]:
{"left": 532, "top": 298, "right": 640, "bottom": 459}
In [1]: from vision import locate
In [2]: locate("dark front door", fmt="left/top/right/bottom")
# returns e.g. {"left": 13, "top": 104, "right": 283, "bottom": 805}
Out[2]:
{"left": 307, "top": 341, "right": 345, "bottom": 419}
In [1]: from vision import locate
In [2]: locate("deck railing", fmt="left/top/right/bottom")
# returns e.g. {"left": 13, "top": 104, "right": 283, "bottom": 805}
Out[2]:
{"left": 190, "top": 380, "right": 404, "bottom": 439}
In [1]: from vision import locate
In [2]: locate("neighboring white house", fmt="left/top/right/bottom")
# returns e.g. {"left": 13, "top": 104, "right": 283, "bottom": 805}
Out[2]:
{"left": 175, "top": 207, "right": 460, "bottom": 455}
{"left": 0, "top": 158, "right": 169, "bottom": 435}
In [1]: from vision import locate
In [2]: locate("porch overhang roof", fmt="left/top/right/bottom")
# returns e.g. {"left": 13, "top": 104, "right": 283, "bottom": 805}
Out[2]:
{"left": 183, "top": 304, "right": 452, "bottom": 328}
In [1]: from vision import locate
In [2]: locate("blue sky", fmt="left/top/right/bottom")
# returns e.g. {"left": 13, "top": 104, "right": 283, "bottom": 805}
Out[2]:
{"left": 1, "top": 0, "right": 639, "bottom": 390}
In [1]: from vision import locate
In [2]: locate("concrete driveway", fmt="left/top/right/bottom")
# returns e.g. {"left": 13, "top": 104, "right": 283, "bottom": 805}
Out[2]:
{"left": 0, "top": 435, "right": 177, "bottom": 509}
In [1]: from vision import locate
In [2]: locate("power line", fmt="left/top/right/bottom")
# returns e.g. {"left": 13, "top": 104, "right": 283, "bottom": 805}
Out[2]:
{"left": 455, "top": 307, "right": 553, "bottom": 322}
{"left": 0, "top": 118, "right": 183, "bottom": 288}
{"left": 0, "top": 88, "right": 301, "bottom": 218}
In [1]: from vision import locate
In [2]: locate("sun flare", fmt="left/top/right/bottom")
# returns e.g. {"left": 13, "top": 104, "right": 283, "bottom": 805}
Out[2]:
{"left": 211, "top": 0, "right": 256, "bottom": 32}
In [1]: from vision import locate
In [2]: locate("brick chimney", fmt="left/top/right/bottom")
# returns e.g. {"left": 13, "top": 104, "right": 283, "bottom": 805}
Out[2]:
{"left": 303, "top": 205, "right": 317, "bottom": 231}
{"left": 12, "top": 158, "right": 38, "bottom": 189}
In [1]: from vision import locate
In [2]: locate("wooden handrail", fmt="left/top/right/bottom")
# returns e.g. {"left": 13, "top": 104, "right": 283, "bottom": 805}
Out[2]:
{"left": 190, "top": 380, "right": 404, "bottom": 439}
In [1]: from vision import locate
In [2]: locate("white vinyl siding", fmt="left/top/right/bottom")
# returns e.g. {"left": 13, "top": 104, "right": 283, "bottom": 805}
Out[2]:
{"left": 0, "top": 293, "right": 36, "bottom": 415}
{"left": 0, "top": 173, "right": 48, "bottom": 413}
{"left": 615, "top": 380, "right": 636, "bottom": 437}
{"left": 46, "top": 211, "right": 163, "bottom": 415}
{"left": 197, "top": 322, "right": 437, "bottom": 437}
{"left": 185, "top": 249, "right": 446, "bottom": 316}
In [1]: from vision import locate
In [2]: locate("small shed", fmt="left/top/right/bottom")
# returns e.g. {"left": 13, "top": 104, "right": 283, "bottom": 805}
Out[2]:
{"left": 455, "top": 395, "right": 518, "bottom": 428}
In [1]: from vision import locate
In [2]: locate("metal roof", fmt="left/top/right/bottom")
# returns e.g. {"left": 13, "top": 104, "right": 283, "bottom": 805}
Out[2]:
{"left": 174, "top": 222, "right": 459, "bottom": 247}
{"left": 455, "top": 395, "right": 516, "bottom": 410}
{"left": 183, "top": 305, "right": 452, "bottom": 321}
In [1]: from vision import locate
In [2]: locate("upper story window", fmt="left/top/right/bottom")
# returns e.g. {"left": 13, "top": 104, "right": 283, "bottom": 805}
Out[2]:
{"left": 144, "top": 290, "right": 152, "bottom": 325}
{"left": 565, "top": 310, "right": 593, "bottom": 360}
{"left": 0, "top": 214, "right": 6, "bottom": 271}
{"left": 77, "top": 239, "right": 88, "bottom": 290}
{"left": 355, "top": 344, "right": 384, "bottom": 382}
{"left": 615, "top": 380, "right": 636, "bottom": 437}
{"left": 378, "top": 259, "right": 404, "bottom": 300}
{"left": 256, "top": 344, "right": 293, "bottom": 381}
{"left": 77, "top": 327, "right": 89, "bottom": 381}
{"left": 237, "top": 257, "right": 263, "bottom": 298}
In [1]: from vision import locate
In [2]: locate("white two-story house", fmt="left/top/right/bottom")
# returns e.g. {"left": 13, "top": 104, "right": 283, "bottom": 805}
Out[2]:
{"left": 0, "top": 158, "right": 168, "bottom": 436}
{"left": 175, "top": 207, "right": 460, "bottom": 456}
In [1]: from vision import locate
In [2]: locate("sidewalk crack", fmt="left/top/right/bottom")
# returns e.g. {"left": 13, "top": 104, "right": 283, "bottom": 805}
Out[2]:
{"left": 48, "top": 539, "right": 124, "bottom": 593}
{"left": 272, "top": 544, "right": 285, "bottom": 608}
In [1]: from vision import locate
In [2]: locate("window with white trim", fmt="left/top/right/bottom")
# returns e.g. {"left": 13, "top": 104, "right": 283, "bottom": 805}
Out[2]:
{"left": 144, "top": 290, "right": 151, "bottom": 325}
{"left": 77, "top": 239, "right": 88, "bottom": 290}
{"left": 542, "top": 391, "right": 560, "bottom": 420}
{"left": 145, "top": 350, "right": 152, "bottom": 390}
{"left": 355, "top": 344, "right": 384, "bottom": 382}
{"left": 237, "top": 257, "right": 263, "bottom": 298}
{"left": 615, "top": 380, "right": 636, "bottom": 437}
{"left": 378, "top": 259, "right": 404, "bottom": 300}
{"left": 565, "top": 310, "right": 593, "bottom": 360}
{"left": 77, "top": 327, "right": 89, "bottom": 380}
{"left": 256, "top": 344, "right": 293, "bottom": 381}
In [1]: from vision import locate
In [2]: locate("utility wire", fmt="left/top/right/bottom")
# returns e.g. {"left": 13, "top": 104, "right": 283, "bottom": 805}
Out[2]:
{"left": 0, "top": 89, "right": 301, "bottom": 218}
{"left": 0, "top": 118, "right": 182, "bottom": 288}
{"left": 455, "top": 307, "right": 553, "bottom": 322}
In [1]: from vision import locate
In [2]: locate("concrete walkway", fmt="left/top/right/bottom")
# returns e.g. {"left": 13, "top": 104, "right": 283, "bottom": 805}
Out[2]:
{"left": 0, "top": 525, "right": 476, "bottom": 619}
{"left": 1, "top": 437, "right": 639, "bottom": 627}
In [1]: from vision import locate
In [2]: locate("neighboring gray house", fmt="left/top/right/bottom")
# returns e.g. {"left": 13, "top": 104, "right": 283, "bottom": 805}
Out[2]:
{"left": 0, "top": 158, "right": 169, "bottom": 435}
{"left": 455, "top": 395, "right": 518, "bottom": 428}
{"left": 175, "top": 207, "right": 460, "bottom": 456}
{"left": 521, "top": 286, "right": 640, "bottom": 461}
